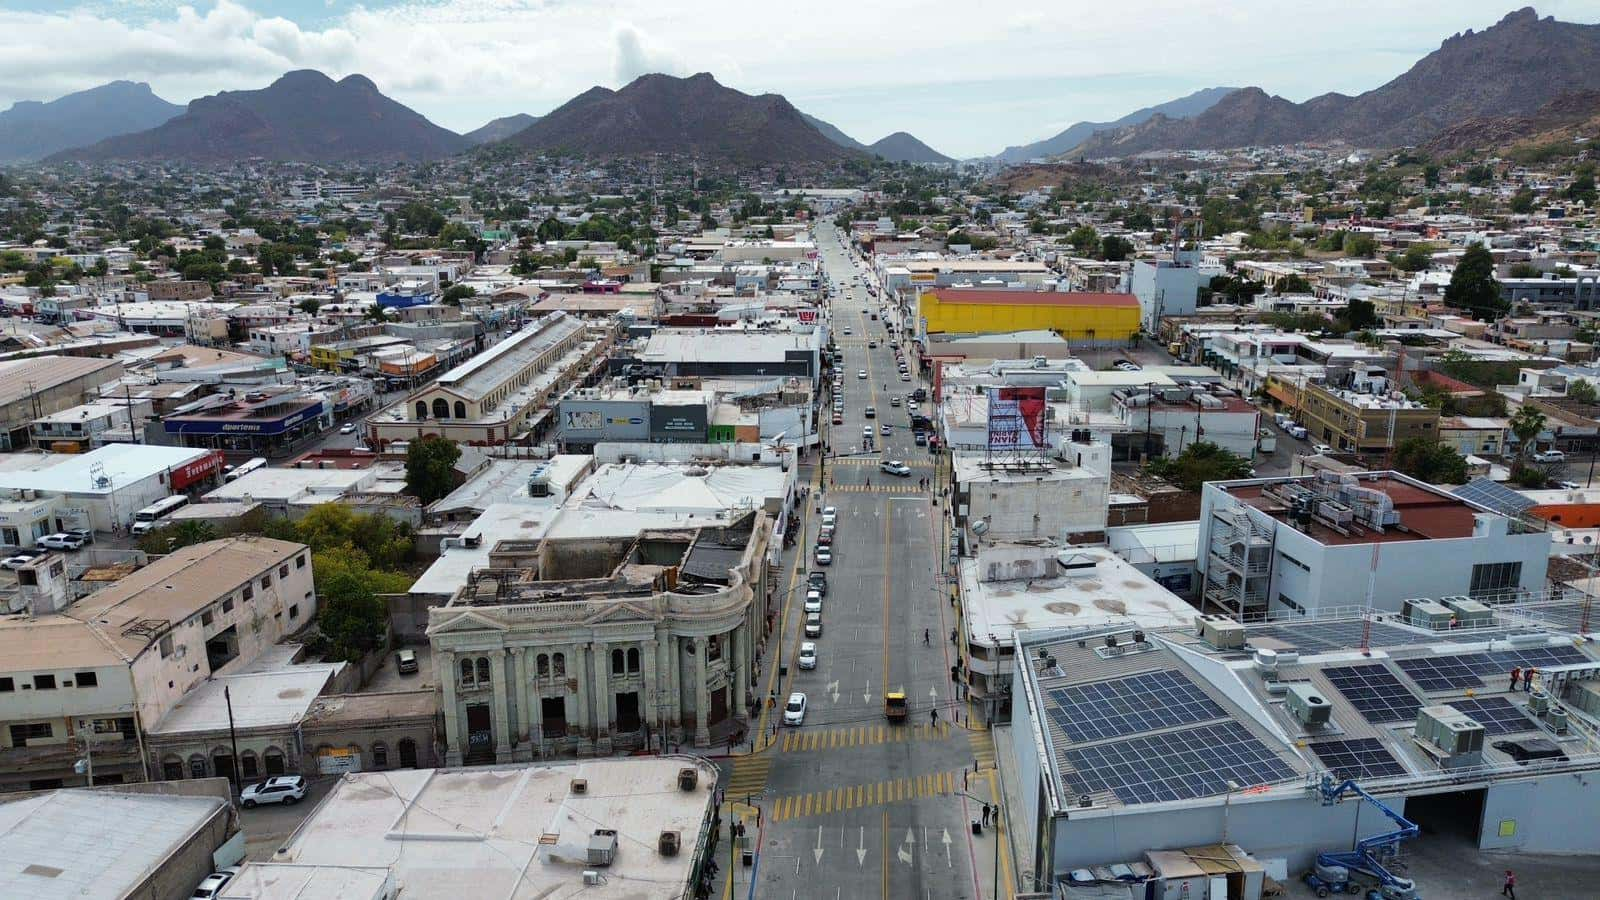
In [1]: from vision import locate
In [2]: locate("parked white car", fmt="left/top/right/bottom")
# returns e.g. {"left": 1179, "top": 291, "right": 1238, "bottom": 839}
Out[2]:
{"left": 239, "top": 775, "right": 307, "bottom": 808}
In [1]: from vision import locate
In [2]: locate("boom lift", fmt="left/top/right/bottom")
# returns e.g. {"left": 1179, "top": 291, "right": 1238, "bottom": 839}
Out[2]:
{"left": 1303, "top": 775, "right": 1421, "bottom": 900}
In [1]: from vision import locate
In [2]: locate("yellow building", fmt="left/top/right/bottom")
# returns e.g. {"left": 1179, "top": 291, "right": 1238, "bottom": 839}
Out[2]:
{"left": 917, "top": 289, "right": 1140, "bottom": 343}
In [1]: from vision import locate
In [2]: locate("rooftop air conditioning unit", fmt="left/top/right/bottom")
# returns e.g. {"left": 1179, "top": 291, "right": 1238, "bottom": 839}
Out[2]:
{"left": 1402, "top": 598, "right": 1454, "bottom": 631}
{"left": 570, "top": 778, "right": 588, "bottom": 795}
{"left": 1196, "top": 614, "right": 1245, "bottom": 650}
{"left": 659, "top": 830, "right": 681, "bottom": 856}
{"left": 1439, "top": 595, "right": 1494, "bottom": 628}
{"left": 677, "top": 768, "right": 698, "bottom": 791}
{"left": 1529, "top": 690, "right": 1551, "bottom": 716}
{"left": 1545, "top": 707, "right": 1569, "bottom": 734}
{"left": 1286, "top": 683, "right": 1332, "bottom": 727}
{"left": 587, "top": 829, "right": 618, "bottom": 867}
{"left": 583, "top": 871, "right": 603, "bottom": 886}
{"left": 1418, "top": 705, "right": 1486, "bottom": 756}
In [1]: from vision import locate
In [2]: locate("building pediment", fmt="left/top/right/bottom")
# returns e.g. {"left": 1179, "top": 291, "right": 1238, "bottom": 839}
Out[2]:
{"left": 427, "top": 609, "right": 507, "bottom": 636}
{"left": 583, "top": 601, "right": 659, "bottom": 627}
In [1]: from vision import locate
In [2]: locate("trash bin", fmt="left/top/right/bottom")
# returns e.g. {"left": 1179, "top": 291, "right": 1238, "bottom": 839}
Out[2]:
{"left": 971, "top": 820, "right": 983, "bottom": 836}
{"left": 742, "top": 850, "right": 754, "bottom": 867}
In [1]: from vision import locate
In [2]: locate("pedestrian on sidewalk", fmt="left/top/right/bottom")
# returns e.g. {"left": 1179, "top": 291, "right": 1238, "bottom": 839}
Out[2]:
{"left": 981, "top": 804, "right": 991, "bottom": 827}
{"left": 930, "top": 708, "right": 939, "bottom": 726}
{"left": 924, "top": 628, "right": 930, "bottom": 646}
{"left": 1502, "top": 869, "right": 1516, "bottom": 899}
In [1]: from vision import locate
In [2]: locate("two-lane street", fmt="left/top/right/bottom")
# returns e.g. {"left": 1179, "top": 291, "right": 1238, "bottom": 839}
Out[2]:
{"left": 718, "top": 222, "right": 1002, "bottom": 900}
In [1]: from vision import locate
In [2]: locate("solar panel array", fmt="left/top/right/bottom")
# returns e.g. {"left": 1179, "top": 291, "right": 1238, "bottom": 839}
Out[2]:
{"left": 1324, "top": 664, "right": 1422, "bottom": 723}
{"left": 1396, "top": 646, "right": 1592, "bottom": 692}
{"left": 1062, "top": 722, "right": 1298, "bottom": 805}
{"left": 1046, "top": 670, "right": 1226, "bottom": 743}
{"left": 1311, "top": 738, "right": 1407, "bottom": 780}
{"left": 1446, "top": 697, "right": 1537, "bottom": 735}
{"left": 1250, "top": 620, "right": 1424, "bottom": 653}
{"left": 1453, "top": 478, "right": 1536, "bottom": 517}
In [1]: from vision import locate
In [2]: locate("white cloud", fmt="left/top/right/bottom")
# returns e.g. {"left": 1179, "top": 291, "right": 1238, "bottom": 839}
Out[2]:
{"left": 0, "top": 0, "right": 1592, "bottom": 157}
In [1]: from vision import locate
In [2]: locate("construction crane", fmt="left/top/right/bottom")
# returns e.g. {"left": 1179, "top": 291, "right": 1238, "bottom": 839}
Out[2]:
{"left": 1303, "top": 774, "right": 1421, "bottom": 900}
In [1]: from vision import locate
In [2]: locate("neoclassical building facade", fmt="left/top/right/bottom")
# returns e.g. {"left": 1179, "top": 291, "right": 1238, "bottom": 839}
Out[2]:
{"left": 427, "top": 510, "right": 772, "bottom": 764}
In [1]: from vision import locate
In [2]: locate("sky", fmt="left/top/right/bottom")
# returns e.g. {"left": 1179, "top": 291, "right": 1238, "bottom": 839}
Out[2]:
{"left": 0, "top": 1, "right": 1594, "bottom": 158}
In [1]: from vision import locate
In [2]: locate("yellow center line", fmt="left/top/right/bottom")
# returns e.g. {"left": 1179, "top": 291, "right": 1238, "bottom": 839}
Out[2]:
{"left": 988, "top": 767, "right": 1015, "bottom": 899}
{"left": 881, "top": 808, "right": 890, "bottom": 900}
{"left": 881, "top": 491, "right": 893, "bottom": 696}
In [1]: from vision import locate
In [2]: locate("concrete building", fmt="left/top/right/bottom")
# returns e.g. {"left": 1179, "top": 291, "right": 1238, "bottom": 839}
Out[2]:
{"left": 917, "top": 289, "right": 1140, "bottom": 344}
{"left": 29, "top": 398, "right": 152, "bottom": 451}
{"left": 0, "top": 355, "right": 125, "bottom": 450}
{"left": 1197, "top": 472, "right": 1548, "bottom": 620}
{"left": 0, "top": 785, "right": 236, "bottom": 900}
{"left": 1009, "top": 609, "right": 1600, "bottom": 890}
{"left": 221, "top": 759, "right": 718, "bottom": 900}
{"left": 951, "top": 452, "right": 1110, "bottom": 544}
{"left": 1293, "top": 381, "right": 1439, "bottom": 457}
{"left": 369, "top": 311, "right": 610, "bottom": 448}
{"left": 0, "top": 537, "right": 314, "bottom": 790}
{"left": 427, "top": 504, "right": 772, "bottom": 762}
{"left": 0, "top": 444, "right": 224, "bottom": 537}
{"left": 1130, "top": 250, "right": 1204, "bottom": 331}
{"left": 626, "top": 327, "right": 826, "bottom": 384}
{"left": 1114, "top": 384, "right": 1263, "bottom": 460}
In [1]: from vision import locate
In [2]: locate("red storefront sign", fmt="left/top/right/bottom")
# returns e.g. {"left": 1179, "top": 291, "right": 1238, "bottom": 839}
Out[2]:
{"left": 169, "top": 451, "right": 224, "bottom": 490}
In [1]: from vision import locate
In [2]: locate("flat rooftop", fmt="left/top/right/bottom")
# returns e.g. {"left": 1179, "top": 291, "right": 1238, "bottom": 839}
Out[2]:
{"left": 1219, "top": 473, "right": 1483, "bottom": 545}
{"left": 148, "top": 664, "right": 340, "bottom": 737}
{"left": 259, "top": 760, "right": 716, "bottom": 899}
{"left": 0, "top": 789, "right": 228, "bottom": 899}
{"left": 0, "top": 355, "right": 121, "bottom": 408}
{"left": 434, "top": 311, "right": 583, "bottom": 402}
{"left": 0, "top": 444, "right": 213, "bottom": 495}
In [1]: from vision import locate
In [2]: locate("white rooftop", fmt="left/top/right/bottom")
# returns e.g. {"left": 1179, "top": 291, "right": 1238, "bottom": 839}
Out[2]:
{"left": 259, "top": 760, "right": 716, "bottom": 899}
{"left": 961, "top": 546, "right": 1192, "bottom": 650}
{"left": 0, "top": 790, "right": 227, "bottom": 899}
{"left": 1105, "top": 521, "right": 1201, "bottom": 566}
{"left": 574, "top": 462, "right": 788, "bottom": 514}
{"left": 0, "top": 445, "right": 212, "bottom": 495}
{"left": 205, "top": 466, "right": 376, "bottom": 503}
{"left": 410, "top": 501, "right": 559, "bottom": 598}
{"left": 148, "top": 664, "right": 341, "bottom": 736}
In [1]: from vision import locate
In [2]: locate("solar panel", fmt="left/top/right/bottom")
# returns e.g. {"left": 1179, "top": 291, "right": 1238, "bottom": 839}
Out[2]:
{"left": 1046, "top": 670, "right": 1226, "bottom": 743}
{"left": 1251, "top": 621, "right": 1424, "bottom": 653}
{"left": 1311, "top": 738, "right": 1406, "bottom": 780}
{"left": 1061, "top": 721, "right": 1297, "bottom": 805}
{"left": 1453, "top": 478, "right": 1537, "bottom": 518}
{"left": 1397, "top": 646, "right": 1591, "bottom": 692}
{"left": 1324, "top": 664, "right": 1422, "bottom": 723}
{"left": 1446, "top": 697, "right": 1537, "bottom": 735}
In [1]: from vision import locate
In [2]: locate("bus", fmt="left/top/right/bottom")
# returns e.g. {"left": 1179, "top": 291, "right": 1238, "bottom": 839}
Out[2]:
{"left": 223, "top": 457, "right": 267, "bottom": 483}
{"left": 130, "top": 495, "right": 191, "bottom": 535}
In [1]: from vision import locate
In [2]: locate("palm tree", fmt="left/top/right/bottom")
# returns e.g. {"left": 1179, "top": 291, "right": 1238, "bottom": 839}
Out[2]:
{"left": 1510, "top": 405, "right": 1546, "bottom": 460}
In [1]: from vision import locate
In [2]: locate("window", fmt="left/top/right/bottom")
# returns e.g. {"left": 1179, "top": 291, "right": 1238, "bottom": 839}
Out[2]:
{"left": 243, "top": 585, "right": 254, "bottom": 602}
{"left": 0, "top": 677, "right": 12, "bottom": 692}
{"left": 536, "top": 654, "right": 549, "bottom": 676}
{"left": 460, "top": 658, "right": 474, "bottom": 685}
{"left": 416, "top": 400, "right": 429, "bottom": 419}
{"left": 261, "top": 576, "right": 271, "bottom": 590}
{"left": 612, "top": 648, "right": 625, "bottom": 675}
{"left": 1278, "top": 552, "right": 1311, "bottom": 573}
{"left": 433, "top": 398, "right": 450, "bottom": 418}
{"left": 33, "top": 674, "right": 55, "bottom": 691}
{"left": 454, "top": 401, "right": 466, "bottom": 419}
{"left": 371, "top": 743, "right": 388, "bottom": 768}
{"left": 289, "top": 604, "right": 299, "bottom": 620}
{"left": 75, "top": 671, "right": 97, "bottom": 688}
{"left": 279, "top": 564, "right": 289, "bottom": 578}
{"left": 627, "top": 648, "right": 641, "bottom": 674}
{"left": 9, "top": 722, "right": 52, "bottom": 745}
{"left": 1277, "top": 594, "right": 1306, "bottom": 615}
{"left": 201, "top": 610, "right": 214, "bottom": 627}
{"left": 296, "top": 554, "right": 307, "bottom": 569}
{"left": 160, "top": 636, "right": 174, "bottom": 658}
{"left": 222, "top": 598, "right": 234, "bottom": 613}
{"left": 1470, "top": 562, "right": 1523, "bottom": 598}
{"left": 476, "top": 657, "right": 491, "bottom": 685}
{"left": 552, "top": 653, "right": 565, "bottom": 676}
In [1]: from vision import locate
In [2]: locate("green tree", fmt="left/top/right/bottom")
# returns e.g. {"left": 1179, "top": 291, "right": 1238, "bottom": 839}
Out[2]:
{"left": 1276, "top": 274, "right": 1313, "bottom": 294}
{"left": 1445, "top": 243, "right": 1506, "bottom": 321}
{"left": 1508, "top": 190, "right": 1536, "bottom": 214}
{"left": 1099, "top": 235, "right": 1133, "bottom": 261}
{"left": 1343, "top": 233, "right": 1378, "bottom": 258}
{"left": 1391, "top": 437, "right": 1468, "bottom": 484}
{"left": 315, "top": 561, "right": 391, "bottom": 663}
{"left": 1507, "top": 262, "right": 1539, "bottom": 278}
{"left": 136, "top": 519, "right": 217, "bottom": 555}
{"left": 440, "top": 284, "right": 477, "bottom": 305}
{"left": 1393, "top": 243, "right": 1435, "bottom": 273}
{"left": 1065, "top": 225, "right": 1099, "bottom": 255}
{"left": 1144, "top": 442, "right": 1254, "bottom": 492}
{"left": 1342, "top": 298, "right": 1378, "bottom": 331}
{"left": 298, "top": 297, "right": 321, "bottom": 315}
{"left": 1568, "top": 380, "right": 1599, "bottom": 404}
{"left": 1510, "top": 405, "right": 1546, "bottom": 460}
{"left": 405, "top": 435, "right": 462, "bottom": 503}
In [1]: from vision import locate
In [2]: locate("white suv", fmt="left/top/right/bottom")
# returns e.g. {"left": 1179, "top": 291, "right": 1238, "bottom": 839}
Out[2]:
{"left": 239, "top": 775, "right": 307, "bottom": 808}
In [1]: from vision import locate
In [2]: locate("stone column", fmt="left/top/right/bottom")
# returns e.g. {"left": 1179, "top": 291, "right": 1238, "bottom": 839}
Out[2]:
{"left": 440, "top": 651, "right": 462, "bottom": 766}
{"left": 511, "top": 647, "right": 532, "bottom": 762}
{"left": 642, "top": 640, "right": 660, "bottom": 749}
{"left": 592, "top": 640, "right": 612, "bottom": 754}
{"left": 731, "top": 625, "right": 746, "bottom": 717}
{"left": 491, "top": 650, "right": 512, "bottom": 761}
{"left": 571, "top": 644, "right": 590, "bottom": 751}
{"left": 693, "top": 638, "right": 711, "bottom": 747}
{"left": 667, "top": 634, "right": 682, "bottom": 737}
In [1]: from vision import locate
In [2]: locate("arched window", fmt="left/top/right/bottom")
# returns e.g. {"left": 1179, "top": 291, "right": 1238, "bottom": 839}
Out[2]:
{"left": 162, "top": 755, "right": 184, "bottom": 781}
{"left": 416, "top": 400, "right": 428, "bottom": 419}
{"left": 264, "top": 747, "right": 286, "bottom": 775}
{"left": 240, "top": 751, "right": 259, "bottom": 779}
{"left": 460, "top": 657, "right": 474, "bottom": 685}
{"left": 433, "top": 398, "right": 450, "bottom": 419}
{"left": 553, "top": 653, "right": 566, "bottom": 676}
{"left": 627, "top": 648, "right": 641, "bottom": 673}
{"left": 611, "top": 648, "right": 625, "bottom": 675}
{"left": 454, "top": 400, "right": 466, "bottom": 419}
{"left": 188, "top": 754, "right": 208, "bottom": 778}
{"left": 536, "top": 654, "right": 549, "bottom": 676}
{"left": 371, "top": 742, "right": 389, "bottom": 768}
{"left": 476, "top": 657, "right": 491, "bottom": 685}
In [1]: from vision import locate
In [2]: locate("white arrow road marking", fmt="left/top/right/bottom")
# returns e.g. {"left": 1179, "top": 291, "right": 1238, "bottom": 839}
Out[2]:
{"left": 941, "top": 828, "right": 953, "bottom": 869}
{"left": 827, "top": 680, "right": 840, "bottom": 704}
{"left": 813, "top": 826, "right": 824, "bottom": 864}
{"left": 864, "top": 679, "right": 872, "bottom": 704}
{"left": 898, "top": 845, "right": 914, "bottom": 866}
{"left": 857, "top": 826, "right": 867, "bottom": 866}
{"left": 929, "top": 685, "right": 939, "bottom": 702}
{"left": 904, "top": 828, "right": 916, "bottom": 845}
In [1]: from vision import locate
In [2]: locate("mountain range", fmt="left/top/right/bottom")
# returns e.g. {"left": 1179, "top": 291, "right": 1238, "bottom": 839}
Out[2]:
{"left": 49, "top": 70, "right": 469, "bottom": 163}
{"left": 1070, "top": 7, "right": 1600, "bottom": 158}
{"left": 992, "top": 86, "right": 1238, "bottom": 164}
{"left": 801, "top": 114, "right": 954, "bottom": 163}
{"left": 465, "top": 113, "right": 540, "bottom": 145}
{"left": 0, "top": 81, "right": 183, "bottom": 162}
{"left": 502, "top": 72, "right": 851, "bottom": 164}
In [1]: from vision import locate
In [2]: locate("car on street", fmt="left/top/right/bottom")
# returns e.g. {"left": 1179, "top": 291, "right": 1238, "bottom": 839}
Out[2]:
{"left": 395, "top": 648, "right": 419, "bottom": 674}
{"left": 914, "top": 431, "right": 928, "bottom": 446}
{"left": 1559, "top": 481, "right": 1583, "bottom": 490}
{"left": 239, "top": 775, "right": 308, "bottom": 808}
{"left": 880, "top": 460, "right": 912, "bottom": 477}
{"left": 39, "top": 532, "right": 86, "bottom": 551}
{"left": 1, "top": 550, "right": 43, "bottom": 570}
{"left": 1311, "top": 443, "right": 1334, "bottom": 455}
{"left": 900, "top": 373, "right": 911, "bottom": 381}
{"left": 857, "top": 370, "right": 867, "bottom": 379}
{"left": 864, "top": 406, "right": 875, "bottom": 419}
{"left": 889, "top": 396, "right": 901, "bottom": 407}
{"left": 804, "top": 590, "right": 823, "bottom": 614}
{"left": 804, "top": 612, "right": 823, "bottom": 637}
{"left": 797, "top": 642, "right": 818, "bottom": 670}
{"left": 783, "top": 692, "right": 808, "bottom": 726}
{"left": 820, "top": 505, "right": 837, "bottom": 523}
{"left": 1113, "top": 360, "right": 1142, "bottom": 371}
{"left": 66, "top": 528, "right": 93, "bottom": 545}
{"left": 843, "top": 327, "right": 852, "bottom": 335}
{"left": 816, "top": 527, "right": 833, "bottom": 546}
{"left": 832, "top": 413, "right": 844, "bottom": 425}
{"left": 190, "top": 869, "right": 240, "bottom": 900}
{"left": 868, "top": 340, "right": 877, "bottom": 348}
{"left": 814, "top": 546, "right": 832, "bottom": 566}
{"left": 1533, "top": 449, "right": 1567, "bottom": 463}
{"left": 339, "top": 422, "right": 357, "bottom": 434}
{"left": 808, "top": 571, "right": 828, "bottom": 596}
{"left": 880, "top": 423, "right": 892, "bottom": 435}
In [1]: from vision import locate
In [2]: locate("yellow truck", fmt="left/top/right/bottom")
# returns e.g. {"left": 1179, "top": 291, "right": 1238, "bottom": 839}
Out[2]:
{"left": 884, "top": 691, "right": 908, "bottom": 722}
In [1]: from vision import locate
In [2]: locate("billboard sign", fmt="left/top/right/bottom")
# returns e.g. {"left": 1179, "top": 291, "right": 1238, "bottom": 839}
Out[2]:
{"left": 986, "top": 387, "right": 1048, "bottom": 450}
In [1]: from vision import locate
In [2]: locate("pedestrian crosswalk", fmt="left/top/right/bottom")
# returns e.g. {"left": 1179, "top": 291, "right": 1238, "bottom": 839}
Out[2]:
{"left": 830, "top": 458, "right": 933, "bottom": 471}
{"left": 778, "top": 722, "right": 951, "bottom": 753}
{"left": 726, "top": 755, "right": 772, "bottom": 800}
{"left": 770, "top": 769, "right": 964, "bottom": 821}
{"left": 967, "top": 727, "right": 996, "bottom": 771}
{"left": 825, "top": 483, "right": 929, "bottom": 494}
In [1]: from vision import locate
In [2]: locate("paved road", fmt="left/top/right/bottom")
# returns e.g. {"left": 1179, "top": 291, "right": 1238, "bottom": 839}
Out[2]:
{"left": 716, "top": 222, "right": 1003, "bottom": 900}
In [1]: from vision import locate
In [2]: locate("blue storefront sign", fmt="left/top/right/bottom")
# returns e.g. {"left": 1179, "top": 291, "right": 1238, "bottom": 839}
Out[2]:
{"left": 164, "top": 402, "right": 325, "bottom": 436}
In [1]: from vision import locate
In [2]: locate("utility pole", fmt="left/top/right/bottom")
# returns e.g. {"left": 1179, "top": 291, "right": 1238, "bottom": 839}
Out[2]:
{"left": 75, "top": 726, "right": 95, "bottom": 787}
{"left": 224, "top": 685, "right": 242, "bottom": 788}
{"left": 124, "top": 383, "right": 140, "bottom": 444}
